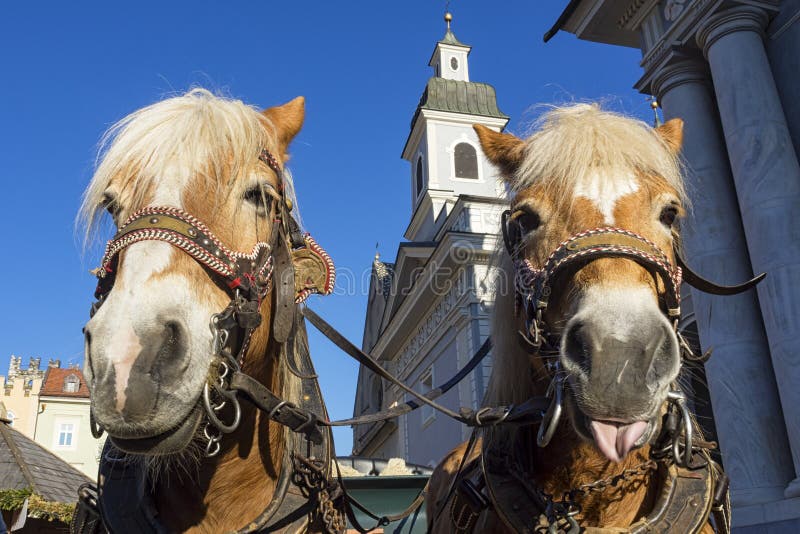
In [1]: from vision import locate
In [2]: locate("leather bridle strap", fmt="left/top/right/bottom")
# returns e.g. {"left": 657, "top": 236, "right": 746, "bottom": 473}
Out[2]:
{"left": 300, "top": 307, "right": 550, "bottom": 428}
{"left": 327, "top": 334, "right": 493, "bottom": 427}
{"left": 675, "top": 251, "right": 765, "bottom": 295}
{"left": 516, "top": 226, "right": 683, "bottom": 319}
{"left": 229, "top": 371, "right": 324, "bottom": 444}
{"left": 94, "top": 206, "right": 274, "bottom": 301}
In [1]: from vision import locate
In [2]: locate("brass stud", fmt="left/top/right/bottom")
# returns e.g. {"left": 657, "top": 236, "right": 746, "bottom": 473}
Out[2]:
{"left": 187, "top": 227, "right": 197, "bottom": 237}
{"left": 149, "top": 217, "right": 159, "bottom": 224}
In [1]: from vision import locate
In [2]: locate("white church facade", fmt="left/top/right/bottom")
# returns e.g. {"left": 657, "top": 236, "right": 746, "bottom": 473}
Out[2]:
{"left": 352, "top": 24, "right": 507, "bottom": 467}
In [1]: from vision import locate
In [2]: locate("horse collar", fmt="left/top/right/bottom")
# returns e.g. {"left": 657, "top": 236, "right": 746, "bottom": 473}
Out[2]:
{"left": 445, "top": 423, "right": 729, "bottom": 534}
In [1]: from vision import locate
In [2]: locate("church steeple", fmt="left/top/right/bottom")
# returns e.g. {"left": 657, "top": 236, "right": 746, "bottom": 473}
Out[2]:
{"left": 429, "top": 12, "right": 471, "bottom": 82}
{"left": 401, "top": 11, "right": 508, "bottom": 241}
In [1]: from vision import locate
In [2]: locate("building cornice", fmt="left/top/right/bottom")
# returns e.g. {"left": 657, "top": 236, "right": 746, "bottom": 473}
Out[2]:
{"left": 38, "top": 396, "right": 90, "bottom": 404}
{"left": 404, "top": 188, "right": 456, "bottom": 241}
{"left": 433, "top": 195, "right": 507, "bottom": 243}
{"left": 635, "top": 0, "right": 777, "bottom": 95}
{"left": 371, "top": 232, "right": 498, "bottom": 362}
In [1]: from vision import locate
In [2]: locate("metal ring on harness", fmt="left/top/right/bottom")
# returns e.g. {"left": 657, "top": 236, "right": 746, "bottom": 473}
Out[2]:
{"left": 537, "top": 369, "right": 564, "bottom": 448}
{"left": 667, "top": 390, "right": 694, "bottom": 467}
{"left": 202, "top": 381, "right": 242, "bottom": 434}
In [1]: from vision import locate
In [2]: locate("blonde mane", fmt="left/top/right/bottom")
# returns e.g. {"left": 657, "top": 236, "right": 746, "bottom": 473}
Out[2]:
{"left": 486, "top": 103, "right": 686, "bottom": 405}
{"left": 79, "top": 88, "right": 282, "bottom": 240}
{"left": 512, "top": 103, "right": 685, "bottom": 201}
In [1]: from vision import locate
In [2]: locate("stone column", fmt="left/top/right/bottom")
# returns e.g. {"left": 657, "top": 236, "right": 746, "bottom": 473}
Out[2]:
{"left": 698, "top": 5, "right": 800, "bottom": 499}
{"left": 653, "top": 58, "right": 794, "bottom": 507}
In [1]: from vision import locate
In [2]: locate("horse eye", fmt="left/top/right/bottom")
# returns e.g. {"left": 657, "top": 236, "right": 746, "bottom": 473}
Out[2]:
{"left": 243, "top": 185, "right": 273, "bottom": 215}
{"left": 516, "top": 211, "right": 541, "bottom": 234}
{"left": 102, "top": 193, "right": 119, "bottom": 217}
{"left": 659, "top": 205, "right": 679, "bottom": 227}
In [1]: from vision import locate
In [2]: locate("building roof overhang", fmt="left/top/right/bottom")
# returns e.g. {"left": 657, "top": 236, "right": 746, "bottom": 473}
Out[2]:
{"left": 543, "top": 0, "right": 644, "bottom": 47}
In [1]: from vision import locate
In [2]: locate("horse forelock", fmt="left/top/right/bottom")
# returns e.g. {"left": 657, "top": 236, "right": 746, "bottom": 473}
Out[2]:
{"left": 511, "top": 104, "right": 686, "bottom": 208}
{"left": 78, "top": 88, "right": 280, "bottom": 244}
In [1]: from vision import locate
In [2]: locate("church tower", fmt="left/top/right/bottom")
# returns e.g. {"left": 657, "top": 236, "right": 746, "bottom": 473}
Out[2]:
{"left": 401, "top": 13, "right": 508, "bottom": 242}
{"left": 354, "top": 14, "right": 509, "bottom": 466}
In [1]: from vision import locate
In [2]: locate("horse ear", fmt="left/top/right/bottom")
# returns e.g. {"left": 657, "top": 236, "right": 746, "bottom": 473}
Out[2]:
{"left": 262, "top": 96, "right": 305, "bottom": 159}
{"left": 655, "top": 118, "right": 683, "bottom": 155}
{"left": 474, "top": 124, "right": 526, "bottom": 180}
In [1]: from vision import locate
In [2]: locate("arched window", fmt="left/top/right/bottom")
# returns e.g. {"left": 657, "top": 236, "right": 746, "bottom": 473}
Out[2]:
{"left": 454, "top": 142, "right": 479, "bottom": 179}
{"left": 63, "top": 374, "right": 80, "bottom": 393}
{"left": 415, "top": 156, "right": 424, "bottom": 196}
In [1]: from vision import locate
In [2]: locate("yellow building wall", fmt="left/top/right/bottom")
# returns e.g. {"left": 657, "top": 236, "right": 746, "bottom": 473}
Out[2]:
{"left": 0, "top": 376, "right": 42, "bottom": 439}
{"left": 34, "top": 396, "right": 105, "bottom": 480}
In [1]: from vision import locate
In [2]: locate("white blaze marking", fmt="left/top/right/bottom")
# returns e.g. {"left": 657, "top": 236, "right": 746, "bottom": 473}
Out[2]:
{"left": 106, "top": 162, "right": 189, "bottom": 412}
{"left": 108, "top": 324, "right": 143, "bottom": 412}
{"left": 151, "top": 163, "right": 190, "bottom": 206}
{"left": 575, "top": 171, "right": 639, "bottom": 225}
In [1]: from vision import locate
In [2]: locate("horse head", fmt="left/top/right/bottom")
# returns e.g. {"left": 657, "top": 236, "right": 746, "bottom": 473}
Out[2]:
{"left": 477, "top": 104, "right": 686, "bottom": 463}
{"left": 80, "top": 90, "right": 326, "bottom": 457}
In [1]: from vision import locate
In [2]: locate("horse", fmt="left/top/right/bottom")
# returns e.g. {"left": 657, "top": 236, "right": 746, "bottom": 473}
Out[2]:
{"left": 77, "top": 89, "right": 340, "bottom": 533}
{"left": 425, "top": 104, "right": 737, "bottom": 533}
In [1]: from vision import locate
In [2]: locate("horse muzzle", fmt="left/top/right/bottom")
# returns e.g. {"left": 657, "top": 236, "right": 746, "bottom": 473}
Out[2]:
{"left": 558, "top": 286, "right": 680, "bottom": 461}
{"left": 84, "top": 311, "right": 207, "bottom": 445}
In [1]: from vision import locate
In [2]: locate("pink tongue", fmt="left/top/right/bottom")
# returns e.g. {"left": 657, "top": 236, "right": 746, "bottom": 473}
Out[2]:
{"left": 589, "top": 420, "right": 648, "bottom": 463}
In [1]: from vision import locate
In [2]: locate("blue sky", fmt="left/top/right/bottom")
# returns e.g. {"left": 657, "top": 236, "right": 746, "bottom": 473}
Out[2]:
{"left": 0, "top": 2, "right": 648, "bottom": 455}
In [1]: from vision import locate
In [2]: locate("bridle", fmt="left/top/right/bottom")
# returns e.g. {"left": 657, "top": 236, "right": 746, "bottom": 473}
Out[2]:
{"left": 501, "top": 210, "right": 688, "bottom": 452}
{"left": 88, "top": 148, "right": 335, "bottom": 455}
{"left": 504, "top": 212, "right": 684, "bottom": 350}
{"left": 500, "top": 207, "right": 762, "bottom": 453}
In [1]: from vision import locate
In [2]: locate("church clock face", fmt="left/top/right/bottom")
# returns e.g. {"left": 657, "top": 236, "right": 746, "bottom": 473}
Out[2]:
{"left": 450, "top": 57, "right": 459, "bottom": 71}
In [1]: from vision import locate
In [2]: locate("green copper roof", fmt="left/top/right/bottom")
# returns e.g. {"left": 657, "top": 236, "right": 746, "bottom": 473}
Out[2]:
{"left": 413, "top": 77, "right": 508, "bottom": 124}
{"left": 439, "top": 29, "right": 469, "bottom": 48}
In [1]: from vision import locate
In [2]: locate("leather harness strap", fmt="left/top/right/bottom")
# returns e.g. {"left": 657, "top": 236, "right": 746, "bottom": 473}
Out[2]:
{"left": 443, "top": 422, "right": 730, "bottom": 534}
{"left": 301, "top": 307, "right": 551, "bottom": 429}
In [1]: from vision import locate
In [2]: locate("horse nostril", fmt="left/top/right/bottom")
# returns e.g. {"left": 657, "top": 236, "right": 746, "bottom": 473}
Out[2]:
{"left": 155, "top": 320, "right": 189, "bottom": 377}
{"left": 161, "top": 321, "right": 183, "bottom": 355}
{"left": 647, "top": 322, "right": 679, "bottom": 383}
{"left": 564, "top": 322, "right": 592, "bottom": 373}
